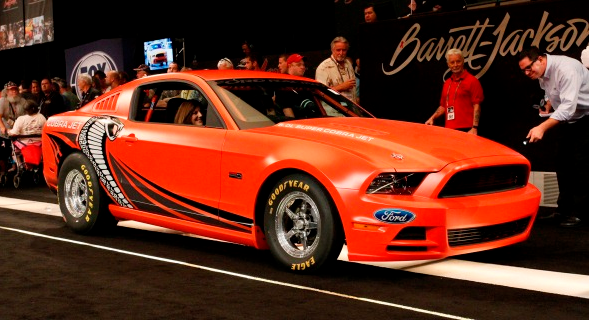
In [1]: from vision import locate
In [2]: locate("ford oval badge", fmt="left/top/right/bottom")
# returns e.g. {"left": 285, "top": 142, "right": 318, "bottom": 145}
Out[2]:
{"left": 374, "top": 209, "right": 416, "bottom": 224}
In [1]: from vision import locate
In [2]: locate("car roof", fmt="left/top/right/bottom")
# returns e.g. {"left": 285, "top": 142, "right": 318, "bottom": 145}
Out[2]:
{"left": 139, "top": 70, "right": 319, "bottom": 83}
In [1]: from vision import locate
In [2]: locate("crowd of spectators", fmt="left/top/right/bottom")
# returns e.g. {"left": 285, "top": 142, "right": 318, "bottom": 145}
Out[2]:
{"left": 0, "top": 1, "right": 584, "bottom": 182}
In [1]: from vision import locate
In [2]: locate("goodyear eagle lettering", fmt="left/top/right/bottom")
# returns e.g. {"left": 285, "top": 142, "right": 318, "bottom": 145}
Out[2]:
{"left": 268, "top": 180, "right": 310, "bottom": 206}
{"left": 291, "top": 257, "right": 316, "bottom": 271}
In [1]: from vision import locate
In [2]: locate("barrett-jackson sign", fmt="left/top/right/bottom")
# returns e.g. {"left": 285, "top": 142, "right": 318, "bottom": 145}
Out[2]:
{"left": 360, "top": 0, "right": 588, "bottom": 171}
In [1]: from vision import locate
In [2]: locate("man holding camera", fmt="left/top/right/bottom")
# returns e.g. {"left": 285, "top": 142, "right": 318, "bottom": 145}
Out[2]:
{"left": 519, "top": 46, "right": 589, "bottom": 227}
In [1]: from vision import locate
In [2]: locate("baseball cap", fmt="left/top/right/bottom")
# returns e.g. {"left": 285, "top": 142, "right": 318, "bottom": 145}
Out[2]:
{"left": 286, "top": 54, "right": 306, "bottom": 65}
{"left": 4, "top": 81, "right": 17, "bottom": 90}
{"left": 134, "top": 64, "right": 149, "bottom": 71}
{"left": 236, "top": 59, "right": 246, "bottom": 69}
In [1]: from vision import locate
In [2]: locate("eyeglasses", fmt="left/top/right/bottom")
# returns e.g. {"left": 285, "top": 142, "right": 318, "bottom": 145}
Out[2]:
{"left": 521, "top": 58, "right": 538, "bottom": 73}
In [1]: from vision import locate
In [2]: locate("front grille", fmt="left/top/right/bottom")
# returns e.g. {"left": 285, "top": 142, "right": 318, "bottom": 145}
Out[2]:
{"left": 438, "top": 165, "right": 528, "bottom": 198}
{"left": 448, "top": 217, "right": 531, "bottom": 247}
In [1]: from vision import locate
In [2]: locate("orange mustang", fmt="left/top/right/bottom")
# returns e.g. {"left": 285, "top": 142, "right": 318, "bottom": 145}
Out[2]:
{"left": 42, "top": 70, "right": 541, "bottom": 273}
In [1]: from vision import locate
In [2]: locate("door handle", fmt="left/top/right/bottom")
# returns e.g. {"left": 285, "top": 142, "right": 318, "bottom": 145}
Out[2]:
{"left": 121, "top": 134, "right": 138, "bottom": 142}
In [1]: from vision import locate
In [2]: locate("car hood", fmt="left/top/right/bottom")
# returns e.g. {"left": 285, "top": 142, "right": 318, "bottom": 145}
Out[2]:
{"left": 254, "top": 117, "right": 523, "bottom": 171}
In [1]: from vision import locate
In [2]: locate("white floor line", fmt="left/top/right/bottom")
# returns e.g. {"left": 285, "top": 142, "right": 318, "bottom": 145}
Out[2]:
{"left": 1, "top": 196, "right": 588, "bottom": 299}
{"left": 338, "top": 248, "right": 589, "bottom": 299}
{"left": 0, "top": 225, "right": 473, "bottom": 320}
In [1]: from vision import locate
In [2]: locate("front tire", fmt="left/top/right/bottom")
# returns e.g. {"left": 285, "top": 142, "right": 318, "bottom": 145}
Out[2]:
{"left": 264, "top": 174, "right": 343, "bottom": 273}
{"left": 58, "top": 153, "right": 117, "bottom": 234}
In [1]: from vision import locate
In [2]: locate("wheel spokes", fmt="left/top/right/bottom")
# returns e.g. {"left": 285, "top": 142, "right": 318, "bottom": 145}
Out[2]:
{"left": 276, "top": 192, "right": 321, "bottom": 257}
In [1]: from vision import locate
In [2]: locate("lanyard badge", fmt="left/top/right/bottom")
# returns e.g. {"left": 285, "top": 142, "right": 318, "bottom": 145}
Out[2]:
{"left": 445, "top": 79, "right": 462, "bottom": 121}
{"left": 447, "top": 106, "right": 455, "bottom": 120}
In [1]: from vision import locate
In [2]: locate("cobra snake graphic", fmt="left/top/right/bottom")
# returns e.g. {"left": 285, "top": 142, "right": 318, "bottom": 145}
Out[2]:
{"left": 78, "top": 116, "right": 133, "bottom": 208}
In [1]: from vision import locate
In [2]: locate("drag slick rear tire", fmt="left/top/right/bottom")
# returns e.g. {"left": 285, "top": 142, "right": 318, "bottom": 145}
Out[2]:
{"left": 58, "top": 153, "right": 117, "bottom": 234}
{"left": 264, "top": 174, "right": 344, "bottom": 273}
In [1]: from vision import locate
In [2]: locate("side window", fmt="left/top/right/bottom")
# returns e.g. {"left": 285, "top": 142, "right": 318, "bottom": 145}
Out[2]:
{"left": 131, "top": 86, "right": 159, "bottom": 121}
{"left": 129, "top": 80, "right": 224, "bottom": 128}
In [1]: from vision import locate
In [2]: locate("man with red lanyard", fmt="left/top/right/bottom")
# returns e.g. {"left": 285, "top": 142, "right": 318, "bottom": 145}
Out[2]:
{"left": 426, "top": 48, "right": 484, "bottom": 134}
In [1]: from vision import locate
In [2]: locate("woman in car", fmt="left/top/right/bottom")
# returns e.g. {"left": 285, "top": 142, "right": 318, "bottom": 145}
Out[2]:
{"left": 174, "top": 101, "right": 204, "bottom": 126}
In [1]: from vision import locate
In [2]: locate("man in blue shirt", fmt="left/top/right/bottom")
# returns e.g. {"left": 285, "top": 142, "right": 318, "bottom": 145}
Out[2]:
{"left": 519, "top": 46, "right": 589, "bottom": 227}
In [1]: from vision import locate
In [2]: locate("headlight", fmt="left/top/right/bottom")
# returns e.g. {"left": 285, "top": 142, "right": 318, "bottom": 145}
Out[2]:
{"left": 366, "top": 172, "right": 427, "bottom": 195}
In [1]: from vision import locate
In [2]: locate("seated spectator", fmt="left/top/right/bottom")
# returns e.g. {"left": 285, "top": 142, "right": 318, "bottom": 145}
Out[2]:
{"left": 9, "top": 99, "right": 46, "bottom": 142}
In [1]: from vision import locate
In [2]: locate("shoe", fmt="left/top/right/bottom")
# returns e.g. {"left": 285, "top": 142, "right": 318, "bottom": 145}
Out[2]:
{"left": 560, "top": 216, "right": 581, "bottom": 227}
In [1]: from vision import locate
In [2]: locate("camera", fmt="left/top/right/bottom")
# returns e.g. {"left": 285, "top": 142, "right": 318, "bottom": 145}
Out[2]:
{"left": 532, "top": 98, "right": 546, "bottom": 112}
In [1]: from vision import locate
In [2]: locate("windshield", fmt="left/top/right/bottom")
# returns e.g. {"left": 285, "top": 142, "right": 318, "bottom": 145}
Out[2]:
{"left": 208, "top": 78, "right": 373, "bottom": 129}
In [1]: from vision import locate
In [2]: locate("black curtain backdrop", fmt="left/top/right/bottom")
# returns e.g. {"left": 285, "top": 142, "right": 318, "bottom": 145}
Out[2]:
{"left": 359, "top": 0, "right": 589, "bottom": 171}
{"left": 1, "top": 0, "right": 584, "bottom": 173}
{"left": 0, "top": 0, "right": 336, "bottom": 86}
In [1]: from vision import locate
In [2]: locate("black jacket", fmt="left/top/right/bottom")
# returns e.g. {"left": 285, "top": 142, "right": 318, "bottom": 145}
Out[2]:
{"left": 78, "top": 87, "right": 102, "bottom": 109}
{"left": 40, "top": 90, "right": 66, "bottom": 119}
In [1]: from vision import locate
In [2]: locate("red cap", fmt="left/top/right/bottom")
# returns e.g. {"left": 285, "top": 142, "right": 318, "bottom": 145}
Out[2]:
{"left": 286, "top": 54, "right": 305, "bottom": 66}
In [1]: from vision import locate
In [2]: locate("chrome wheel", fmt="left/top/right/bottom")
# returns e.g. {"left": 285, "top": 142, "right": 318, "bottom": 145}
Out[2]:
{"left": 265, "top": 174, "right": 343, "bottom": 272}
{"left": 274, "top": 191, "right": 321, "bottom": 258}
{"left": 63, "top": 169, "right": 88, "bottom": 219}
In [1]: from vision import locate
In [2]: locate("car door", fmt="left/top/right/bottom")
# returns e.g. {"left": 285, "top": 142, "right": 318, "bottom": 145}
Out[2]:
{"left": 109, "top": 80, "right": 226, "bottom": 225}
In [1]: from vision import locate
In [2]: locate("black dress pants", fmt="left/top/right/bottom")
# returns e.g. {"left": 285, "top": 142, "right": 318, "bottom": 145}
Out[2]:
{"left": 555, "top": 115, "right": 589, "bottom": 218}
